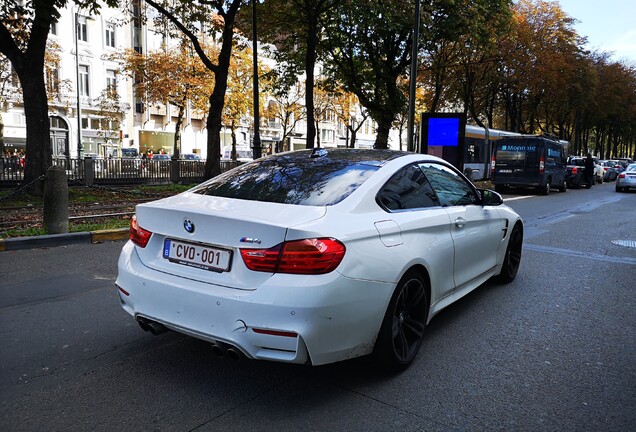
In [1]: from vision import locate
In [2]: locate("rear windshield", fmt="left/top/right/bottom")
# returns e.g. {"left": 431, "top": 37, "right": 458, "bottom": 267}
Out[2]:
{"left": 496, "top": 141, "right": 540, "bottom": 168}
{"left": 191, "top": 149, "right": 400, "bottom": 206}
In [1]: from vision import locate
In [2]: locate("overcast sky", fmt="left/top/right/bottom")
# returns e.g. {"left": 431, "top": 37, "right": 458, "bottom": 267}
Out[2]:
{"left": 556, "top": 0, "right": 636, "bottom": 63}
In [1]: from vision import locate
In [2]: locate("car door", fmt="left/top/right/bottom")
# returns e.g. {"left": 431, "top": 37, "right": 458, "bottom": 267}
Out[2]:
{"left": 419, "top": 162, "right": 505, "bottom": 290}
{"left": 376, "top": 163, "right": 456, "bottom": 303}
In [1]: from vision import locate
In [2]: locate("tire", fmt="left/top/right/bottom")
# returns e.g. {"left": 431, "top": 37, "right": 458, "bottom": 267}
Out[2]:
{"left": 374, "top": 270, "right": 429, "bottom": 372}
{"left": 616, "top": 186, "right": 623, "bottom": 192}
{"left": 494, "top": 184, "right": 507, "bottom": 194}
{"left": 541, "top": 179, "right": 551, "bottom": 195}
{"left": 496, "top": 224, "right": 523, "bottom": 284}
{"left": 558, "top": 179, "right": 567, "bottom": 193}
{"left": 574, "top": 177, "right": 582, "bottom": 189}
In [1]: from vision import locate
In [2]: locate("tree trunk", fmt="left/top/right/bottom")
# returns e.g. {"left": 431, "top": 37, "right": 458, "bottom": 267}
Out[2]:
{"left": 349, "top": 127, "right": 357, "bottom": 148}
{"left": 203, "top": 7, "right": 238, "bottom": 179}
{"left": 18, "top": 52, "right": 51, "bottom": 195}
{"left": 1, "top": 9, "right": 52, "bottom": 195}
{"left": 172, "top": 103, "right": 185, "bottom": 159}
{"left": 304, "top": 16, "right": 318, "bottom": 149}
{"left": 374, "top": 111, "right": 394, "bottom": 149}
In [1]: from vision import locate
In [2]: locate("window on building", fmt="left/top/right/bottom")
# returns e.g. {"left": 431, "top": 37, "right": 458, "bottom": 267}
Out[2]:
{"left": 50, "top": 22, "right": 58, "bottom": 35}
{"left": 76, "top": 16, "right": 88, "bottom": 42}
{"left": 105, "top": 23, "right": 116, "bottom": 48}
{"left": 135, "top": 97, "right": 144, "bottom": 113}
{"left": 46, "top": 67, "right": 60, "bottom": 95}
{"left": 79, "top": 65, "right": 90, "bottom": 97}
{"left": 106, "top": 69, "right": 117, "bottom": 91}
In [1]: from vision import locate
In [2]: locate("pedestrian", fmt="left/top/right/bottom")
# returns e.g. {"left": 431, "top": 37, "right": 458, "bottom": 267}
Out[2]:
{"left": 584, "top": 153, "right": 594, "bottom": 189}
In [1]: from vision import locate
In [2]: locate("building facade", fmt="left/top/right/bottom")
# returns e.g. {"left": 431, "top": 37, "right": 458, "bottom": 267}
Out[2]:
{"left": 1, "top": 2, "right": 399, "bottom": 162}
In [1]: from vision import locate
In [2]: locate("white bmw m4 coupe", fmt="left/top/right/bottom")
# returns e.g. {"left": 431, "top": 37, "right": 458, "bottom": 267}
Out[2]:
{"left": 116, "top": 149, "right": 523, "bottom": 370}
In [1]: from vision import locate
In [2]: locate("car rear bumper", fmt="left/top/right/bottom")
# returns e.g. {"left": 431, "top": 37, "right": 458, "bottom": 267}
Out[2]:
{"left": 116, "top": 241, "right": 393, "bottom": 366}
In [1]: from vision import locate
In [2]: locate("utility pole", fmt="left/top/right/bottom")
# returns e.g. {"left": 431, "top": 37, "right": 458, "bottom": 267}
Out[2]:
{"left": 252, "top": 0, "right": 262, "bottom": 159}
{"left": 74, "top": 11, "right": 84, "bottom": 158}
{"left": 407, "top": 0, "right": 421, "bottom": 152}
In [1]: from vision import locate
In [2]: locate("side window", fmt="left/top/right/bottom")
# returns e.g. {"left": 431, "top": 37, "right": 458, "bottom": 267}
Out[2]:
{"left": 419, "top": 162, "right": 479, "bottom": 207}
{"left": 377, "top": 164, "right": 440, "bottom": 211}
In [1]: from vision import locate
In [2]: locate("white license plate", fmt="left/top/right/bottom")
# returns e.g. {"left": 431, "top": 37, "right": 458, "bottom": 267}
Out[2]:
{"left": 163, "top": 239, "right": 232, "bottom": 272}
{"left": 498, "top": 169, "right": 513, "bottom": 173}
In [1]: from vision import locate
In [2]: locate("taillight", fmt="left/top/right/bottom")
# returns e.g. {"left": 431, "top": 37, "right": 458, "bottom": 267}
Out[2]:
{"left": 491, "top": 155, "right": 496, "bottom": 173}
{"left": 241, "top": 238, "right": 346, "bottom": 274}
{"left": 130, "top": 215, "right": 152, "bottom": 248}
{"left": 619, "top": 173, "right": 626, "bottom": 179}
{"left": 539, "top": 156, "right": 545, "bottom": 173}
{"left": 571, "top": 167, "right": 577, "bottom": 174}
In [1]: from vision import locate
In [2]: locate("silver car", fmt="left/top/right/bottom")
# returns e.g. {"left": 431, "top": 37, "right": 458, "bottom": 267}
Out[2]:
{"left": 615, "top": 164, "right": 636, "bottom": 192}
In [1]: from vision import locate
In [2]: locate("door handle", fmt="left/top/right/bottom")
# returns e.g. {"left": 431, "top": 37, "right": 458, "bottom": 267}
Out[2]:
{"left": 454, "top": 217, "right": 466, "bottom": 229}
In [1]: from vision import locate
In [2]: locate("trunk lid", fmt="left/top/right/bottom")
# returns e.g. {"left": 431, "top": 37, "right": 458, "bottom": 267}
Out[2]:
{"left": 133, "top": 192, "right": 326, "bottom": 290}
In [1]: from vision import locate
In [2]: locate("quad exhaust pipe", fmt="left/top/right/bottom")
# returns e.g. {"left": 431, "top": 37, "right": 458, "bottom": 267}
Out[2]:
{"left": 137, "top": 317, "right": 242, "bottom": 360}
{"left": 137, "top": 317, "right": 169, "bottom": 335}
{"left": 211, "top": 342, "right": 243, "bottom": 361}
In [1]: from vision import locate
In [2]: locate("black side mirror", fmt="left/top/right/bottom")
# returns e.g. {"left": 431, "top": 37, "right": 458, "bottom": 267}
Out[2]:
{"left": 479, "top": 189, "right": 504, "bottom": 206}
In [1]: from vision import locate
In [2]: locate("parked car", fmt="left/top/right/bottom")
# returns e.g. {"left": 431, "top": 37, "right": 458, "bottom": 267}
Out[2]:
{"left": 120, "top": 148, "right": 142, "bottom": 173}
{"left": 566, "top": 157, "right": 586, "bottom": 188}
{"left": 181, "top": 153, "right": 203, "bottom": 161}
{"left": 116, "top": 149, "right": 524, "bottom": 370}
{"left": 600, "top": 160, "right": 620, "bottom": 182}
{"left": 616, "top": 164, "right": 636, "bottom": 192}
{"left": 148, "top": 153, "right": 171, "bottom": 173}
{"left": 593, "top": 159, "right": 604, "bottom": 184}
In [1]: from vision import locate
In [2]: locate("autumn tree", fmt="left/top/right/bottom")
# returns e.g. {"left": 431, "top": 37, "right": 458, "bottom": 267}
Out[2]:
{"left": 0, "top": 0, "right": 117, "bottom": 193}
{"left": 144, "top": 0, "right": 244, "bottom": 178}
{"left": 94, "top": 86, "right": 126, "bottom": 148}
{"left": 329, "top": 88, "right": 369, "bottom": 149}
{"left": 322, "top": 0, "right": 414, "bottom": 149}
{"left": 416, "top": 0, "right": 512, "bottom": 115}
{"left": 222, "top": 45, "right": 267, "bottom": 160}
{"left": 116, "top": 42, "right": 213, "bottom": 158}
{"left": 496, "top": 0, "right": 582, "bottom": 134}
{"left": 592, "top": 56, "right": 636, "bottom": 159}
{"left": 442, "top": 1, "right": 512, "bottom": 128}
{"left": 312, "top": 80, "right": 336, "bottom": 148}
{"left": 263, "top": 78, "right": 306, "bottom": 153}
{"left": 246, "top": 0, "right": 338, "bottom": 149}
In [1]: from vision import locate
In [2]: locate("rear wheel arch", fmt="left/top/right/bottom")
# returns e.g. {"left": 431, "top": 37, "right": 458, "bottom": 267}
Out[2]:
{"left": 373, "top": 265, "right": 432, "bottom": 371}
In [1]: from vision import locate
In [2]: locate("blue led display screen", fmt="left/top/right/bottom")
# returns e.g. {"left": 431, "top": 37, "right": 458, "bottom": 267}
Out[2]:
{"left": 427, "top": 118, "right": 460, "bottom": 147}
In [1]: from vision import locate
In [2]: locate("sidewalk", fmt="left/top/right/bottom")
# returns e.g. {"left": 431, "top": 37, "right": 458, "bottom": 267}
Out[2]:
{"left": 0, "top": 228, "right": 129, "bottom": 252}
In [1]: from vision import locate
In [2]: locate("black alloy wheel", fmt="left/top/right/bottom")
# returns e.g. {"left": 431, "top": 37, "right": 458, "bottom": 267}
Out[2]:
{"left": 375, "top": 270, "right": 429, "bottom": 371}
{"left": 496, "top": 224, "right": 523, "bottom": 283}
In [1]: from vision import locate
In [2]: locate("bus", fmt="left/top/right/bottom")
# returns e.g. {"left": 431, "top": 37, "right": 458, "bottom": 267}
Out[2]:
{"left": 463, "top": 125, "right": 522, "bottom": 180}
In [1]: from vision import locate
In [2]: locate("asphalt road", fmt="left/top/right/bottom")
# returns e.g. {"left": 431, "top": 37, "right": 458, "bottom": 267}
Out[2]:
{"left": 1, "top": 182, "right": 634, "bottom": 432}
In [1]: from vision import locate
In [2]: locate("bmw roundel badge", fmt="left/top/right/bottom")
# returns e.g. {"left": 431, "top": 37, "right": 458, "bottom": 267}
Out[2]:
{"left": 183, "top": 219, "right": 195, "bottom": 233}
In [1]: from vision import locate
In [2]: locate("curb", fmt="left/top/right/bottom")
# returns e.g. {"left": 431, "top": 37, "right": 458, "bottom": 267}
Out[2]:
{"left": 0, "top": 228, "right": 129, "bottom": 252}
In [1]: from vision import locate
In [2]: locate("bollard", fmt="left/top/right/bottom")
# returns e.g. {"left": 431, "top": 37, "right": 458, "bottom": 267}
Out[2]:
{"left": 84, "top": 157, "right": 95, "bottom": 186}
{"left": 170, "top": 158, "right": 179, "bottom": 183}
{"left": 43, "top": 165, "right": 69, "bottom": 234}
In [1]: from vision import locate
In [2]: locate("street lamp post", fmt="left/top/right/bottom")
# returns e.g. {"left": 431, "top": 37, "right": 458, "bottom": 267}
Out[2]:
{"left": 407, "top": 0, "right": 421, "bottom": 153}
{"left": 75, "top": 11, "right": 84, "bottom": 158}
{"left": 251, "top": 0, "right": 262, "bottom": 159}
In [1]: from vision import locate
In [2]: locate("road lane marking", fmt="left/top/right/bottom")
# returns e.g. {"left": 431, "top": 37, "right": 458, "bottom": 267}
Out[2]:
{"left": 504, "top": 195, "right": 534, "bottom": 202}
{"left": 523, "top": 244, "right": 636, "bottom": 265}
